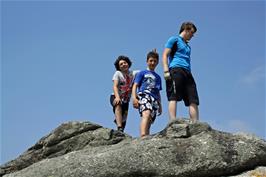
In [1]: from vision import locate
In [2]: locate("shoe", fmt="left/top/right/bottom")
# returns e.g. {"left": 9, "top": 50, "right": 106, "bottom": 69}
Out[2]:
{"left": 117, "top": 127, "right": 124, "bottom": 132}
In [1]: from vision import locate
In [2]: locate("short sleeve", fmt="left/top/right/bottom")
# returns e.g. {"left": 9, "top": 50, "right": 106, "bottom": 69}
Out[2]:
{"left": 134, "top": 71, "right": 143, "bottom": 85}
{"left": 133, "top": 70, "right": 140, "bottom": 77}
{"left": 112, "top": 71, "right": 121, "bottom": 81}
{"left": 165, "top": 36, "right": 178, "bottom": 49}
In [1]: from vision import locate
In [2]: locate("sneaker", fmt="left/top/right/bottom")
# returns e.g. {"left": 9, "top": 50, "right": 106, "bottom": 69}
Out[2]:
{"left": 117, "top": 127, "right": 124, "bottom": 132}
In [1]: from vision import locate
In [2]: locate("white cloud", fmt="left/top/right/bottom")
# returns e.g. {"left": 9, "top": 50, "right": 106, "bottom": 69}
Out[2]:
{"left": 241, "top": 65, "right": 265, "bottom": 85}
{"left": 227, "top": 119, "right": 251, "bottom": 133}
{"left": 208, "top": 118, "right": 266, "bottom": 139}
{"left": 208, "top": 119, "right": 252, "bottom": 134}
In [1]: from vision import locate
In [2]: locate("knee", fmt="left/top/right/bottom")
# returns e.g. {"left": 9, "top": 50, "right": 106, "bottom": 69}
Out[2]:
{"left": 142, "top": 110, "right": 151, "bottom": 118}
{"left": 189, "top": 103, "right": 198, "bottom": 109}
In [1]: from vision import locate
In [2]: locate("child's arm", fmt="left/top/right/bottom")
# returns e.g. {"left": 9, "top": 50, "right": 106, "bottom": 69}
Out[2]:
{"left": 132, "top": 83, "right": 139, "bottom": 109}
{"left": 162, "top": 48, "right": 171, "bottom": 80}
{"left": 113, "top": 80, "right": 121, "bottom": 105}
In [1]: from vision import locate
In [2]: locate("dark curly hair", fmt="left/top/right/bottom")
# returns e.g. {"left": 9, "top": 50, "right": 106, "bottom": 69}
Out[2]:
{"left": 114, "top": 55, "right": 132, "bottom": 71}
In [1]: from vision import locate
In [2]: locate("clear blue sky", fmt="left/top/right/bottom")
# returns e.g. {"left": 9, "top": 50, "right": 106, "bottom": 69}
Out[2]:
{"left": 1, "top": 1, "right": 265, "bottom": 164}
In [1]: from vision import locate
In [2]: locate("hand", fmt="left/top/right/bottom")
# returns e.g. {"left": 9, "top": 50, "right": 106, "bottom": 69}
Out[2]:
{"left": 164, "top": 71, "right": 171, "bottom": 80}
{"left": 113, "top": 97, "right": 121, "bottom": 105}
{"left": 133, "top": 98, "right": 139, "bottom": 109}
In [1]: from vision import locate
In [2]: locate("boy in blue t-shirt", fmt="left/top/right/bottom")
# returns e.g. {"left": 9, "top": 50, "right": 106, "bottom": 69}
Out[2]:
{"left": 132, "top": 49, "right": 162, "bottom": 138}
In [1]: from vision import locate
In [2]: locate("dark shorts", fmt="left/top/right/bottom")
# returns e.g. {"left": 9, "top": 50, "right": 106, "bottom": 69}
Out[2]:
{"left": 110, "top": 95, "right": 129, "bottom": 127}
{"left": 166, "top": 67, "right": 199, "bottom": 106}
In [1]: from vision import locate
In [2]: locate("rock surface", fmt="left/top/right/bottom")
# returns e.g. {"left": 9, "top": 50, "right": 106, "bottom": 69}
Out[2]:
{"left": 1, "top": 118, "right": 266, "bottom": 177}
{"left": 228, "top": 166, "right": 266, "bottom": 177}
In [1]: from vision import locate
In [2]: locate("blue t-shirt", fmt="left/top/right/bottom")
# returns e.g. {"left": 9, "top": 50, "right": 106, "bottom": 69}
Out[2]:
{"left": 165, "top": 35, "right": 192, "bottom": 71}
{"left": 134, "top": 70, "right": 162, "bottom": 100}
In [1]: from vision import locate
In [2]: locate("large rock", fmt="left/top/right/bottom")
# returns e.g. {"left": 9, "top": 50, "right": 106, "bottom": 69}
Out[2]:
{"left": 1, "top": 118, "right": 266, "bottom": 177}
{"left": 0, "top": 121, "right": 130, "bottom": 176}
{"left": 228, "top": 166, "right": 266, "bottom": 177}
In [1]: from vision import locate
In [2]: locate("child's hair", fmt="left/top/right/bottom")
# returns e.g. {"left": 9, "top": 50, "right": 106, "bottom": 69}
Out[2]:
{"left": 147, "top": 49, "right": 159, "bottom": 61}
{"left": 114, "top": 55, "right": 132, "bottom": 71}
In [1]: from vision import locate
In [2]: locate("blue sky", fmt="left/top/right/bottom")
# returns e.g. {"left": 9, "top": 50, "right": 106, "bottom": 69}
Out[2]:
{"left": 1, "top": 1, "right": 265, "bottom": 164}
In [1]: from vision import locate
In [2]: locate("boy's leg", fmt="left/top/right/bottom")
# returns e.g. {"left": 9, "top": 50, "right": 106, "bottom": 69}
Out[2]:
{"left": 185, "top": 72, "right": 199, "bottom": 123}
{"left": 120, "top": 103, "right": 129, "bottom": 132}
{"left": 140, "top": 110, "right": 152, "bottom": 138}
{"left": 168, "top": 100, "right": 177, "bottom": 121}
{"left": 189, "top": 103, "right": 199, "bottom": 123}
{"left": 114, "top": 105, "right": 123, "bottom": 129}
{"left": 168, "top": 68, "right": 185, "bottom": 121}
{"left": 122, "top": 121, "right": 126, "bottom": 131}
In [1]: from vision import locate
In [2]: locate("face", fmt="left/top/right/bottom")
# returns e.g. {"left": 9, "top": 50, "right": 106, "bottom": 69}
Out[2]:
{"left": 118, "top": 60, "right": 129, "bottom": 72}
{"left": 185, "top": 28, "right": 195, "bottom": 41}
{"left": 147, "top": 57, "right": 158, "bottom": 71}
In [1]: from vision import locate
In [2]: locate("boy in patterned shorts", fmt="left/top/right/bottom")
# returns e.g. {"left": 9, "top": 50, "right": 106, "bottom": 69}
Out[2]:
{"left": 132, "top": 49, "right": 162, "bottom": 138}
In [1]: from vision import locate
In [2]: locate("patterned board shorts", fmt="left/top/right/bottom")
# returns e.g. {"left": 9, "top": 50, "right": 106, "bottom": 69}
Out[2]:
{"left": 137, "top": 92, "right": 160, "bottom": 123}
